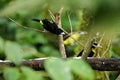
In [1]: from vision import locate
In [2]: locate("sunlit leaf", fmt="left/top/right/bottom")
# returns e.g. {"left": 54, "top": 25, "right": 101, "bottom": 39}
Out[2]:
{"left": 45, "top": 58, "right": 73, "bottom": 80}
{"left": 21, "top": 66, "right": 44, "bottom": 80}
{"left": 4, "top": 41, "right": 23, "bottom": 65}
{"left": 40, "top": 46, "right": 60, "bottom": 57}
{"left": 67, "top": 59, "right": 95, "bottom": 80}
{"left": 21, "top": 46, "right": 38, "bottom": 58}
{"left": 3, "top": 67, "right": 20, "bottom": 80}
{"left": 0, "top": 37, "right": 4, "bottom": 53}
{"left": 0, "top": 0, "right": 45, "bottom": 17}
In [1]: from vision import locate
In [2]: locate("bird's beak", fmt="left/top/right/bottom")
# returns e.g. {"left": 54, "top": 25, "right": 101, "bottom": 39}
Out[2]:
{"left": 32, "top": 19, "right": 40, "bottom": 22}
{"left": 32, "top": 19, "right": 43, "bottom": 25}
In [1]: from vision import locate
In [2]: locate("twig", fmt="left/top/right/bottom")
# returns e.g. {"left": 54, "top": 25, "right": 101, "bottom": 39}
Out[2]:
{"left": 48, "top": 9, "right": 55, "bottom": 22}
{"left": 102, "top": 37, "right": 112, "bottom": 57}
{"left": 104, "top": 71, "right": 110, "bottom": 80}
{"left": 7, "top": 16, "right": 45, "bottom": 33}
{"left": 48, "top": 8, "right": 67, "bottom": 58}
{"left": 96, "top": 32, "right": 105, "bottom": 57}
{"left": 98, "top": 32, "right": 105, "bottom": 44}
{"left": 67, "top": 12, "right": 72, "bottom": 34}
{"left": 62, "top": 13, "right": 84, "bottom": 47}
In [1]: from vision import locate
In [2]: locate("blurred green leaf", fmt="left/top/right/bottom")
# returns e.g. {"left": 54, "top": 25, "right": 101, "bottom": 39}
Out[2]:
{"left": 21, "top": 66, "right": 44, "bottom": 80}
{"left": 40, "top": 46, "right": 60, "bottom": 57}
{"left": 5, "top": 41, "right": 23, "bottom": 65}
{"left": 45, "top": 58, "right": 73, "bottom": 80}
{"left": 0, "top": 0, "right": 12, "bottom": 9}
{"left": 21, "top": 46, "right": 40, "bottom": 59}
{"left": 0, "top": 37, "right": 4, "bottom": 53}
{"left": 67, "top": 59, "right": 95, "bottom": 80}
{"left": 0, "top": 0, "right": 45, "bottom": 17}
{"left": 94, "top": 70, "right": 109, "bottom": 80}
{"left": 3, "top": 67, "right": 20, "bottom": 80}
{"left": 16, "top": 30, "right": 48, "bottom": 45}
{"left": 0, "top": 0, "right": 120, "bottom": 80}
{"left": 112, "top": 35, "right": 120, "bottom": 57}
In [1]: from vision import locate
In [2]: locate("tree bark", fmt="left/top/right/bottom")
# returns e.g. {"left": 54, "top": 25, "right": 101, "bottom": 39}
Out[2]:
{"left": 0, "top": 58, "right": 120, "bottom": 71}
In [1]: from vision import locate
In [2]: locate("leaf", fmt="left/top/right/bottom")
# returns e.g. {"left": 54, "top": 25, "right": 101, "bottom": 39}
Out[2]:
{"left": 21, "top": 46, "right": 38, "bottom": 58}
{"left": 40, "top": 46, "right": 60, "bottom": 57}
{"left": 67, "top": 59, "right": 95, "bottom": 80}
{"left": 45, "top": 58, "right": 73, "bottom": 80}
{"left": 4, "top": 41, "right": 23, "bottom": 65}
{"left": 3, "top": 67, "right": 20, "bottom": 80}
{"left": 0, "top": 37, "right": 4, "bottom": 53}
{"left": 21, "top": 66, "right": 44, "bottom": 80}
{"left": 0, "top": 0, "right": 44, "bottom": 17}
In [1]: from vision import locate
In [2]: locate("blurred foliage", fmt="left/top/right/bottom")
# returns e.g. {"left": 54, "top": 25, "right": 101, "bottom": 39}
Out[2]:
{"left": 45, "top": 58, "right": 95, "bottom": 80}
{"left": 3, "top": 67, "right": 44, "bottom": 80}
{"left": 0, "top": 0, "right": 120, "bottom": 80}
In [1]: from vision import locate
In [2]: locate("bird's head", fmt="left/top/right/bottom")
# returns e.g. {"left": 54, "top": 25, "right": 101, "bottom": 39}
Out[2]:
{"left": 32, "top": 19, "right": 44, "bottom": 25}
{"left": 92, "top": 42, "right": 102, "bottom": 49}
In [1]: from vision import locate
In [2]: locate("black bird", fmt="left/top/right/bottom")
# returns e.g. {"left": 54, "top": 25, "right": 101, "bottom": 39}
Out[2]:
{"left": 77, "top": 42, "right": 100, "bottom": 57}
{"left": 32, "top": 19, "right": 65, "bottom": 35}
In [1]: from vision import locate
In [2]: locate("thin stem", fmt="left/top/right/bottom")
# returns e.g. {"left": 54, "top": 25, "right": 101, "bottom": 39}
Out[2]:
{"left": 104, "top": 71, "right": 110, "bottom": 80}
{"left": 96, "top": 33, "right": 105, "bottom": 57}
{"left": 67, "top": 12, "right": 72, "bottom": 34}
{"left": 102, "top": 37, "right": 112, "bottom": 57}
{"left": 48, "top": 9, "right": 55, "bottom": 22}
{"left": 7, "top": 16, "right": 45, "bottom": 32}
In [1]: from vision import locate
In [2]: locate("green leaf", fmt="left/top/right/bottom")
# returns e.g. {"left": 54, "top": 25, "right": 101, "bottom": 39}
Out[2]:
{"left": 5, "top": 41, "right": 23, "bottom": 65}
{"left": 0, "top": 37, "right": 4, "bottom": 53}
{"left": 21, "top": 46, "right": 38, "bottom": 58}
{"left": 0, "top": 0, "right": 44, "bottom": 17}
{"left": 45, "top": 58, "right": 73, "bottom": 80}
{"left": 3, "top": 67, "right": 20, "bottom": 80}
{"left": 40, "top": 46, "right": 60, "bottom": 57}
{"left": 67, "top": 59, "right": 95, "bottom": 80}
{"left": 21, "top": 66, "right": 44, "bottom": 80}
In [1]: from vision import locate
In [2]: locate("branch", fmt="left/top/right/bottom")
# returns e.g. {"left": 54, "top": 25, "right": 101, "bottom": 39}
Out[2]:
{"left": 7, "top": 17, "right": 45, "bottom": 33}
{"left": 54, "top": 8, "right": 67, "bottom": 58}
{"left": 0, "top": 58, "right": 120, "bottom": 71}
{"left": 81, "top": 38, "right": 93, "bottom": 60}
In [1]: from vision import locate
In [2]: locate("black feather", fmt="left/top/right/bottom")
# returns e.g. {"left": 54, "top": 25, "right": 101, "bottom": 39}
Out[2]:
{"left": 33, "top": 19, "right": 65, "bottom": 35}
{"left": 77, "top": 42, "right": 98, "bottom": 57}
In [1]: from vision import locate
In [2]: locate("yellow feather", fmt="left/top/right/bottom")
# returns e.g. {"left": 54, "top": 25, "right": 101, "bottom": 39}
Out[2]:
{"left": 64, "top": 33, "right": 80, "bottom": 45}
{"left": 40, "top": 20, "right": 43, "bottom": 25}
